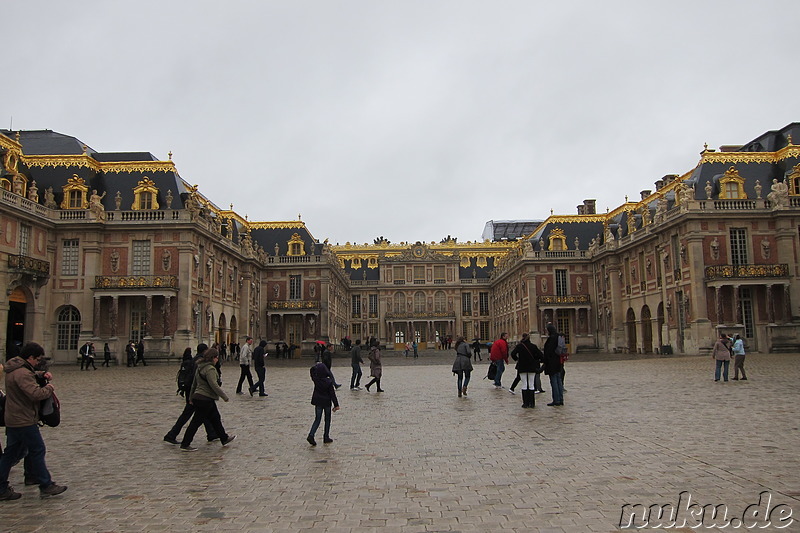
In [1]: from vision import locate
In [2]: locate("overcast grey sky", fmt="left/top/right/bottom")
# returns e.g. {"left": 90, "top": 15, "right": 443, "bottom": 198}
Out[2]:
{"left": 5, "top": 1, "right": 799, "bottom": 244}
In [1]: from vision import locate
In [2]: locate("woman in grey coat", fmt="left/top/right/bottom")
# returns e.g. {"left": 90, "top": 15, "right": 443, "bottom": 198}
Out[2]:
{"left": 364, "top": 340, "right": 384, "bottom": 392}
{"left": 452, "top": 336, "right": 473, "bottom": 397}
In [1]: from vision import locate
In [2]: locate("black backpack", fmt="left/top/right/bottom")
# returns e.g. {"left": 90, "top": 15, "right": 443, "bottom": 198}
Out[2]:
{"left": 176, "top": 359, "right": 195, "bottom": 396}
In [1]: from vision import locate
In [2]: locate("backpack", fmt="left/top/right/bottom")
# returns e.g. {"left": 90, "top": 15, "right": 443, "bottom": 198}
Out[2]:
{"left": 176, "top": 359, "right": 195, "bottom": 396}
{"left": 555, "top": 335, "right": 569, "bottom": 363}
{"left": 40, "top": 392, "right": 61, "bottom": 428}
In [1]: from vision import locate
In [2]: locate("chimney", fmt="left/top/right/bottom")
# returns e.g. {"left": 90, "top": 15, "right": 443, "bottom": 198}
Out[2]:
{"left": 640, "top": 190, "right": 651, "bottom": 200}
{"left": 655, "top": 179, "right": 664, "bottom": 191}
{"left": 584, "top": 199, "right": 596, "bottom": 214}
{"left": 577, "top": 205, "right": 585, "bottom": 215}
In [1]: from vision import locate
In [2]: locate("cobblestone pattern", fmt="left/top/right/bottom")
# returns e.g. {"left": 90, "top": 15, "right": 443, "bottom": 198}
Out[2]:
{"left": 0, "top": 351, "right": 798, "bottom": 532}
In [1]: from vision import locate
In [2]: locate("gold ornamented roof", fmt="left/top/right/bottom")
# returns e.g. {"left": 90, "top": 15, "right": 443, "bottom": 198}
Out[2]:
{"left": 20, "top": 154, "right": 177, "bottom": 174}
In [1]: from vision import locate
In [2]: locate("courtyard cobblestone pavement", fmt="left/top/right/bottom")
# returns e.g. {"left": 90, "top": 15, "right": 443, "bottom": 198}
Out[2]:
{"left": 1, "top": 350, "right": 798, "bottom": 532}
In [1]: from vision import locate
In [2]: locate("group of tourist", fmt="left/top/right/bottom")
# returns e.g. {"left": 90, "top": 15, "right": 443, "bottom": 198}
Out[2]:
{"left": 711, "top": 332, "right": 748, "bottom": 382}
{"left": 455, "top": 324, "right": 567, "bottom": 407}
{"left": 124, "top": 340, "right": 147, "bottom": 367}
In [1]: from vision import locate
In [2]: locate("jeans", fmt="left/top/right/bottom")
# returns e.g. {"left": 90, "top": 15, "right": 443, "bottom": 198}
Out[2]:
{"left": 350, "top": 363, "right": 362, "bottom": 388}
{"left": 236, "top": 364, "right": 254, "bottom": 393}
{"left": 309, "top": 405, "right": 332, "bottom": 439}
{"left": 715, "top": 359, "right": 730, "bottom": 381}
{"left": 493, "top": 359, "right": 505, "bottom": 386}
{"left": 733, "top": 355, "right": 746, "bottom": 379}
{"left": 252, "top": 366, "right": 266, "bottom": 394}
{"left": 549, "top": 373, "right": 564, "bottom": 404}
{"left": 181, "top": 397, "right": 228, "bottom": 447}
{"left": 456, "top": 370, "right": 471, "bottom": 392}
{"left": 0, "top": 425, "right": 52, "bottom": 491}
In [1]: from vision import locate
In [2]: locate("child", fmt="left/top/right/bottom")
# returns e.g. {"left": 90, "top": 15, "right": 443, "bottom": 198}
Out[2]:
{"left": 307, "top": 362, "right": 340, "bottom": 446}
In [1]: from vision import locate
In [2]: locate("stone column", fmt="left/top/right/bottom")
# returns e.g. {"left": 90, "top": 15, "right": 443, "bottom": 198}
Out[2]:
{"left": 715, "top": 287, "right": 723, "bottom": 325}
{"left": 111, "top": 296, "right": 119, "bottom": 337}
{"left": 93, "top": 297, "right": 101, "bottom": 337}
{"left": 784, "top": 284, "right": 792, "bottom": 323}
{"left": 733, "top": 285, "right": 742, "bottom": 325}
{"left": 145, "top": 296, "right": 153, "bottom": 337}
{"left": 766, "top": 284, "right": 775, "bottom": 324}
{"left": 163, "top": 296, "right": 172, "bottom": 337}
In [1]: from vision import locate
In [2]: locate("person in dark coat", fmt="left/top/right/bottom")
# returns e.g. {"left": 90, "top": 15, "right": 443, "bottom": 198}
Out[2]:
{"left": 451, "top": 336, "right": 473, "bottom": 397}
{"left": 102, "top": 343, "right": 112, "bottom": 367}
{"left": 543, "top": 323, "right": 564, "bottom": 406}
{"left": 163, "top": 344, "right": 219, "bottom": 445}
{"left": 307, "top": 362, "right": 340, "bottom": 446}
{"left": 350, "top": 339, "right": 363, "bottom": 390}
{"left": 249, "top": 340, "right": 268, "bottom": 396}
{"left": 135, "top": 340, "right": 147, "bottom": 366}
{"left": 125, "top": 341, "right": 136, "bottom": 367}
{"left": 509, "top": 333, "right": 544, "bottom": 408}
{"left": 320, "top": 344, "right": 341, "bottom": 389}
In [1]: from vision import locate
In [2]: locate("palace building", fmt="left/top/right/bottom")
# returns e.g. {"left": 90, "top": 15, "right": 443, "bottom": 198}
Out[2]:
{"left": 1, "top": 124, "right": 799, "bottom": 363}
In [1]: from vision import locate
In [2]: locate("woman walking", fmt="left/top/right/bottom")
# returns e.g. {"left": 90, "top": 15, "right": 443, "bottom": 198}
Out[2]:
{"left": 179, "top": 348, "right": 236, "bottom": 451}
{"left": 451, "top": 336, "right": 473, "bottom": 397}
{"left": 712, "top": 333, "right": 732, "bottom": 382}
{"left": 732, "top": 334, "right": 747, "bottom": 381}
{"left": 510, "top": 333, "right": 544, "bottom": 408}
{"left": 102, "top": 343, "right": 112, "bottom": 367}
{"left": 364, "top": 340, "right": 384, "bottom": 392}
{"left": 306, "top": 362, "right": 340, "bottom": 446}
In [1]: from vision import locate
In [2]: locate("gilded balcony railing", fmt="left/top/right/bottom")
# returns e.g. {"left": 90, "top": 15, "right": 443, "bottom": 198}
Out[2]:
{"left": 8, "top": 254, "right": 51, "bottom": 276}
{"left": 266, "top": 300, "right": 319, "bottom": 310}
{"left": 385, "top": 311, "right": 456, "bottom": 319}
{"left": 537, "top": 295, "right": 590, "bottom": 305}
{"left": 704, "top": 264, "right": 789, "bottom": 280}
{"left": 94, "top": 275, "right": 179, "bottom": 289}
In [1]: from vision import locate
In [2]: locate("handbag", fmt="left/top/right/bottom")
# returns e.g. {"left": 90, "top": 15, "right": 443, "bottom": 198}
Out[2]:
{"left": 486, "top": 362, "right": 498, "bottom": 380}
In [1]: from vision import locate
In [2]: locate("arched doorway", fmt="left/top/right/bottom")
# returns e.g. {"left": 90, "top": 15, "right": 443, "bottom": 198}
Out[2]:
{"left": 641, "top": 305, "right": 653, "bottom": 353}
{"left": 217, "top": 313, "right": 227, "bottom": 347}
{"left": 656, "top": 302, "right": 665, "bottom": 350}
{"left": 7, "top": 287, "right": 28, "bottom": 354}
{"left": 626, "top": 308, "right": 637, "bottom": 353}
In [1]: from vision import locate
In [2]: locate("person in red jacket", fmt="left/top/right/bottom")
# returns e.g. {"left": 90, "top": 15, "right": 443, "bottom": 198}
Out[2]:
{"left": 489, "top": 332, "right": 509, "bottom": 389}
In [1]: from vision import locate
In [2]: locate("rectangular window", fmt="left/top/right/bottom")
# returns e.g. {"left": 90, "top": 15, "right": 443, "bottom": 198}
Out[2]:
{"left": 461, "top": 293, "right": 472, "bottom": 316}
{"left": 479, "top": 292, "right": 490, "bottom": 315}
{"left": 555, "top": 270, "right": 568, "bottom": 297}
{"left": 139, "top": 193, "right": 153, "bottom": 210}
{"left": 462, "top": 320, "right": 471, "bottom": 339}
{"left": 19, "top": 224, "right": 30, "bottom": 256}
{"left": 351, "top": 323, "right": 362, "bottom": 339}
{"left": 393, "top": 266, "right": 405, "bottom": 285}
{"left": 352, "top": 294, "right": 361, "bottom": 318}
{"left": 730, "top": 228, "right": 748, "bottom": 265}
{"left": 413, "top": 266, "right": 425, "bottom": 284}
{"left": 433, "top": 265, "right": 445, "bottom": 283}
{"left": 479, "top": 321, "right": 490, "bottom": 340}
{"left": 368, "top": 322, "right": 378, "bottom": 337}
{"left": 671, "top": 234, "right": 681, "bottom": 270}
{"left": 289, "top": 275, "right": 302, "bottom": 300}
{"left": 132, "top": 240, "right": 151, "bottom": 276}
{"left": 68, "top": 190, "right": 82, "bottom": 209}
{"left": 61, "top": 239, "right": 79, "bottom": 276}
{"left": 368, "top": 294, "right": 378, "bottom": 316}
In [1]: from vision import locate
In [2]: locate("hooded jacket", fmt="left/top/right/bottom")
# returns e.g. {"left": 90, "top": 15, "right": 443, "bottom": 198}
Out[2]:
{"left": 190, "top": 360, "right": 229, "bottom": 402}
{"left": 3, "top": 356, "right": 54, "bottom": 427}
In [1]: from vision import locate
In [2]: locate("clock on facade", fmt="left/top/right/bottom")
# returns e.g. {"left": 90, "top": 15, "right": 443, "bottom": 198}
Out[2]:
{"left": 412, "top": 245, "right": 425, "bottom": 258}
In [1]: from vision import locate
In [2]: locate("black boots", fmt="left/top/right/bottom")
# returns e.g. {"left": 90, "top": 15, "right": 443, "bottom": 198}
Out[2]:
{"left": 521, "top": 390, "right": 535, "bottom": 408}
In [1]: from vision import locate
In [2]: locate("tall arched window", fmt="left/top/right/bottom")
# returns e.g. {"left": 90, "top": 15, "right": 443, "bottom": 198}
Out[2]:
{"left": 394, "top": 292, "right": 405, "bottom": 314}
{"left": 56, "top": 306, "right": 81, "bottom": 350}
{"left": 414, "top": 291, "right": 426, "bottom": 313}
{"left": 434, "top": 291, "right": 446, "bottom": 313}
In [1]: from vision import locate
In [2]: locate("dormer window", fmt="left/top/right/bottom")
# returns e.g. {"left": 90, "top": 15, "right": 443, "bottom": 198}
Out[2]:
{"left": 719, "top": 167, "right": 746, "bottom": 200}
{"left": 287, "top": 233, "right": 305, "bottom": 256}
{"left": 61, "top": 174, "right": 89, "bottom": 209}
{"left": 788, "top": 163, "right": 800, "bottom": 196}
{"left": 132, "top": 177, "right": 160, "bottom": 211}
{"left": 548, "top": 228, "right": 567, "bottom": 251}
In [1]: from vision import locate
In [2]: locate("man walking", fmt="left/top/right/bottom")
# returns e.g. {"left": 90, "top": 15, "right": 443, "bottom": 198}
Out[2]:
{"left": 236, "top": 336, "right": 254, "bottom": 395}
{"left": 489, "top": 332, "right": 509, "bottom": 389}
{"left": 79, "top": 341, "right": 91, "bottom": 370}
{"left": 249, "top": 340, "right": 268, "bottom": 396}
{"left": 350, "top": 339, "right": 363, "bottom": 390}
{"left": 0, "top": 342, "right": 68, "bottom": 500}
